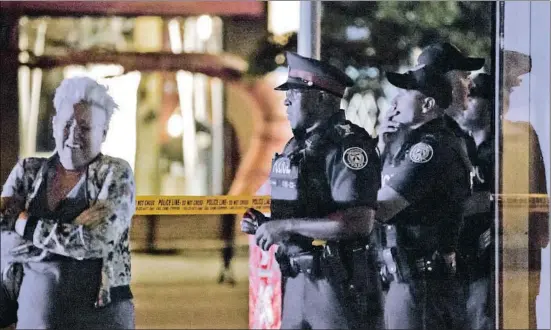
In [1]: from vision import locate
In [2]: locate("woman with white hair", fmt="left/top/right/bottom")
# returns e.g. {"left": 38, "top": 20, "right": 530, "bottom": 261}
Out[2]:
{"left": 0, "top": 76, "right": 136, "bottom": 329}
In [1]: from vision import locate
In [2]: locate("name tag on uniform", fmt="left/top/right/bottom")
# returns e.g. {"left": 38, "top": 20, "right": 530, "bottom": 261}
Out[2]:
{"left": 270, "top": 156, "right": 299, "bottom": 200}
{"left": 272, "top": 158, "right": 292, "bottom": 175}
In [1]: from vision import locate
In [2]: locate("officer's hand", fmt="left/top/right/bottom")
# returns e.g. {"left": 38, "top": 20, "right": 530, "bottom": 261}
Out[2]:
{"left": 255, "top": 221, "right": 289, "bottom": 251}
{"left": 241, "top": 218, "right": 257, "bottom": 235}
{"left": 240, "top": 208, "right": 268, "bottom": 234}
{"left": 378, "top": 119, "right": 403, "bottom": 140}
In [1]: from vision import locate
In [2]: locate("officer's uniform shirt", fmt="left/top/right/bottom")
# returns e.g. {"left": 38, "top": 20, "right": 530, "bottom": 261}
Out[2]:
{"left": 458, "top": 136, "right": 495, "bottom": 277}
{"left": 444, "top": 114, "right": 478, "bottom": 164}
{"left": 381, "top": 117, "right": 472, "bottom": 257}
{"left": 269, "top": 111, "right": 381, "bottom": 253}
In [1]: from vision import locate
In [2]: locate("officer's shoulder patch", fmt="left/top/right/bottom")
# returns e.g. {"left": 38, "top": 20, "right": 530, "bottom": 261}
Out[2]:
{"left": 342, "top": 147, "right": 368, "bottom": 170}
{"left": 408, "top": 142, "right": 434, "bottom": 163}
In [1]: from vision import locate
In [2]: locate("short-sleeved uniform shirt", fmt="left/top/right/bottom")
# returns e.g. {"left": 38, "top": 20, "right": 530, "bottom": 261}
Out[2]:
{"left": 381, "top": 117, "right": 472, "bottom": 256}
{"left": 458, "top": 137, "right": 495, "bottom": 274}
{"left": 270, "top": 111, "right": 381, "bottom": 253}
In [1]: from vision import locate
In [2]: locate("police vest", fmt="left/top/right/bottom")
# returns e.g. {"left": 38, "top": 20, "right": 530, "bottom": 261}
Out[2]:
{"left": 270, "top": 151, "right": 302, "bottom": 220}
{"left": 269, "top": 145, "right": 339, "bottom": 219}
{"left": 269, "top": 130, "right": 361, "bottom": 221}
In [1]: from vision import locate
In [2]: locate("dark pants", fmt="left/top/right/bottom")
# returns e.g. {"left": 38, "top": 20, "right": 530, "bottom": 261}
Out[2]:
{"left": 0, "top": 232, "right": 24, "bottom": 327}
{"left": 0, "top": 268, "right": 19, "bottom": 328}
{"left": 281, "top": 273, "right": 383, "bottom": 329}
{"left": 384, "top": 278, "right": 466, "bottom": 330}
{"left": 465, "top": 276, "right": 494, "bottom": 330}
{"left": 15, "top": 260, "right": 134, "bottom": 329}
{"left": 281, "top": 273, "right": 349, "bottom": 329}
{"left": 220, "top": 214, "right": 235, "bottom": 269}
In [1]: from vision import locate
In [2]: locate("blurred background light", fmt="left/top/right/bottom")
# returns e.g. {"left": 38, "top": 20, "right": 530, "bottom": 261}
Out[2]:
{"left": 268, "top": 1, "right": 300, "bottom": 36}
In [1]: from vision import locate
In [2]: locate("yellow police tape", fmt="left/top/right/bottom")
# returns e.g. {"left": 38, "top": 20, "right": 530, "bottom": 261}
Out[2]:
{"left": 134, "top": 194, "right": 549, "bottom": 216}
{"left": 135, "top": 195, "right": 271, "bottom": 215}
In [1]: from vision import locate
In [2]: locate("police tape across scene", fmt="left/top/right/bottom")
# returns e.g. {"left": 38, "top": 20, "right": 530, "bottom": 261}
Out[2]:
{"left": 134, "top": 195, "right": 271, "bottom": 215}
{"left": 134, "top": 194, "right": 549, "bottom": 215}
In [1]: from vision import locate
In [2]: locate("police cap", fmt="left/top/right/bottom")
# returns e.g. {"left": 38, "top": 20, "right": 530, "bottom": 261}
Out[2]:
{"left": 275, "top": 51, "right": 354, "bottom": 98}
{"left": 469, "top": 73, "right": 492, "bottom": 99}
{"left": 386, "top": 65, "right": 452, "bottom": 109}
{"left": 418, "top": 42, "right": 485, "bottom": 72}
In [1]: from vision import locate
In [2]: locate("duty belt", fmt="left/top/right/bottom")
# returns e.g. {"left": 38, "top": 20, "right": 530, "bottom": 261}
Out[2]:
{"left": 379, "top": 224, "right": 453, "bottom": 282}
{"left": 384, "top": 251, "right": 453, "bottom": 282}
{"left": 276, "top": 246, "right": 324, "bottom": 278}
{"left": 289, "top": 251, "right": 321, "bottom": 277}
{"left": 413, "top": 253, "right": 443, "bottom": 276}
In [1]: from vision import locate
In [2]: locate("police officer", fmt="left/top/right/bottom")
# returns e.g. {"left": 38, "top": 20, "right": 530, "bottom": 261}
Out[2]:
{"left": 241, "top": 52, "right": 382, "bottom": 329}
{"left": 416, "top": 42, "right": 496, "bottom": 330}
{"left": 456, "top": 73, "right": 495, "bottom": 330}
{"left": 418, "top": 42, "right": 486, "bottom": 161}
{"left": 378, "top": 42, "right": 484, "bottom": 165}
{"left": 376, "top": 65, "right": 472, "bottom": 329}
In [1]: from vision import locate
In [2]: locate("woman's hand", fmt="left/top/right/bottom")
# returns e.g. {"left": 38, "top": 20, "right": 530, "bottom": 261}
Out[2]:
{"left": 74, "top": 202, "right": 112, "bottom": 229}
{"left": 13, "top": 210, "right": 29, "bottom": 236}
{"left": 1, "top": 197, "right": 25, "bottom": 216}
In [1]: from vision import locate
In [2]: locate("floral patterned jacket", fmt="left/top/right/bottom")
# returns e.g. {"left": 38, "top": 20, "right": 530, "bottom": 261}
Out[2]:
{"left": 0, "top": 153, "right": 135, "bottom": 307}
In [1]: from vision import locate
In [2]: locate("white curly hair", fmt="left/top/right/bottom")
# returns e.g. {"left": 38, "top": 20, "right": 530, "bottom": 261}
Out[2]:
{"left": 53, "top": 76, "right": 118, "bottom": 129}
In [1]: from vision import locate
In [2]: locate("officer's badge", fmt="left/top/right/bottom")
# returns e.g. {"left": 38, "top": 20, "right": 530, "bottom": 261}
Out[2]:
{"left": 409, "top": 142, "right": 433, "bottom": 163}
{"left": 272, "top": 157, "right": 291, "bottom": 175}
{"left": 343, "top": 147, "right": 368, "bottom": 170}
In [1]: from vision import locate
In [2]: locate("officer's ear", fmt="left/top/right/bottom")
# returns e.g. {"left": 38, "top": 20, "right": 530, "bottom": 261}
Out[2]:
{"left": 102, "top": 128, "right": 108, "bottom": 142}
{"left": 421, "top": 97, "right": 436, "bottom": 113}
{"left": 320, "top": 90, "right": 335, "bottom": 104}
{"left": 318, "top": 91, "right": 325, "bottom": 103}
{"left": 320, "top": 91, "right": 340, "bottom": 107}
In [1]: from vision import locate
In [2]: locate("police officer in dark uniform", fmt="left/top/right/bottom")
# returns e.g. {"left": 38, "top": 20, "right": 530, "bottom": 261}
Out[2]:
{"left": 376, "top": 65, "right": 472, "bottom": 329}
{"left": 417, "top": 42, "right": 486, "bottom": 162}
{"left": 417, "top": 44, "right": 496, "bottom": 330}
{"left": 378, "top": 42, "right": 484, "bottom": 167}
{"left": 455, "top": 73, "right": 495, "bottom": 330}
{"left": 241, "top": 52, "right": 383, "bottom": 329}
